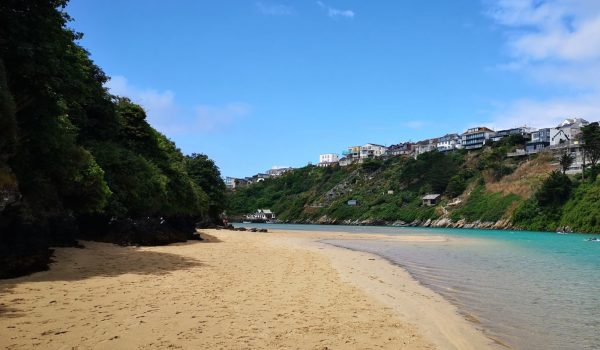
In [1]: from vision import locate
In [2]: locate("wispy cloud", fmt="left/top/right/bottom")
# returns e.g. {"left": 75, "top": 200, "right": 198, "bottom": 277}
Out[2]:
{"left": 256, "top": 2, "right": 294, "bottom": 16}
{"left": 317, "top": 1, "right": 354, "bottom": 19}
{"left": 404, "top": 120, "right": 427, "bottom": 129}
{"left": 105, "top": 75, "right": 250, "bottom": 134}
{"left": 484, "top": 0, "right": 600, "bottom": 127}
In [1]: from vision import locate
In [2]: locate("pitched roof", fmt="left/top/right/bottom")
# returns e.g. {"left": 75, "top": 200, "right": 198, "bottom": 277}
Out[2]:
{"left": 422, "top": 194, "right": 441, "bottom": 200}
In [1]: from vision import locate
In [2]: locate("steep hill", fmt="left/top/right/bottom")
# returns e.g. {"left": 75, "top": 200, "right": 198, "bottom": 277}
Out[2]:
{"left": 228, "top": 142, "right": 600, "bottom": 234}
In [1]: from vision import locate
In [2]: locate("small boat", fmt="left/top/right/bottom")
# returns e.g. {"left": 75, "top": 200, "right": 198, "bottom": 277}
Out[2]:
{"left": 586, "top": 237, "right": 599, "bottom": 242}
{"left": 242, "top": 221, "right": 251, "bottom": 224}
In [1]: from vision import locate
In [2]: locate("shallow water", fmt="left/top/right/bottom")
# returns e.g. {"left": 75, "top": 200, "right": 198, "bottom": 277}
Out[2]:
{"left": 235, "top": 223, "right": 600, "bottom": 349}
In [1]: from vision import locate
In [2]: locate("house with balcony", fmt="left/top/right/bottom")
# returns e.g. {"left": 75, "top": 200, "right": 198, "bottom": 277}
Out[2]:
{"left": 461, "top": 127, "right": 495, "bottom": 150}
{"left": 436, "top": 134, "right": 462, "bottom": 152}
{"left": 491, "top": 127, "right": 536, "bottom": 142}
{"left": 360, "top": 143, "right": 388, "bottom": 159}
{"left": 317, "top": 153, "right": 340, "bottom": 167}
{"left": 525, "top": 128, "right": 551, "bottom": 153}
{"left": 385, "top": 142, "right": 413, "bottom": 157}
{"left": 341, "top": 145, "right": 362, "bottom": 164}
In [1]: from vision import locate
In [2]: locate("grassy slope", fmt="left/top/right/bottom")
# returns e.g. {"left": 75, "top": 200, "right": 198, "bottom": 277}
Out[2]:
{"left": 230, "top": 143, "right": 540, "bottom": 221}
{"left": 229, "top": 144, "right": 600, "bottom": 232}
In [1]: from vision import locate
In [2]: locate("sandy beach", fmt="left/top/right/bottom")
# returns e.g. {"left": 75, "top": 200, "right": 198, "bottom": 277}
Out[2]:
{"left": 0, "top": 229, "right": 497, "bottom": 349}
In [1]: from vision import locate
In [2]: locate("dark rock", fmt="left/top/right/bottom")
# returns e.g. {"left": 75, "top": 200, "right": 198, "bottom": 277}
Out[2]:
{"left": 77, "top": 215, "right": 201, "bottom": 246}
{"left": 258, "top": 229, "right": 268, "bottom": 233}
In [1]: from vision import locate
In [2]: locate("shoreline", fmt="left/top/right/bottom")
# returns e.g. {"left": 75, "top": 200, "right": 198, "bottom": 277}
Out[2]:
{"left": 1, "top": 229, "right": 498, "bottom": 349}
{"left": 262, "top": 229, "right": 500, "bottom": 350}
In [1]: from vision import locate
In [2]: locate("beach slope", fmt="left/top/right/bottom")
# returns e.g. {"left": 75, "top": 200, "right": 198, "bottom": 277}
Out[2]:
{"left": 0, "top": 229, "right": 494, "bottom": 349}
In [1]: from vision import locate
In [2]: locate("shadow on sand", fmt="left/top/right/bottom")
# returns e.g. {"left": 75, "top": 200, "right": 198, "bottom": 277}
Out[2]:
{"left": 0, "top": 240, "right": 215, "bottom": 320}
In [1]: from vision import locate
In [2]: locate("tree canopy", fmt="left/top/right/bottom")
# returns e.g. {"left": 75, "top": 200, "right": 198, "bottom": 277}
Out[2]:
{"left": 0, "top": 0, "right": 225, "bottom": 243}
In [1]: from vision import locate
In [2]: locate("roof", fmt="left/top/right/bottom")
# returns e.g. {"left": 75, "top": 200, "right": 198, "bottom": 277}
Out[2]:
{"left": 462, "top": 127, "right": 494, "bottom": 135}
{"left": 559, "top": 118, "right": 589, "bottom": 128}
{"left": 364, "top": 143, "right": 387, "bottom": 148}
{"left": 258, "top": 209, "right": 273, "bottom": 214}
{"left": 422, "top": 194, "right": 441, "bottom": 200}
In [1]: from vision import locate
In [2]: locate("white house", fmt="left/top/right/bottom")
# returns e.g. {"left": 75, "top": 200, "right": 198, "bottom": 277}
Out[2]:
{"left": 550, "top": 118, "right": 589, "bottom": 146}
{"left": 360, "top": 143, "right": 388, "bottom": 159}
{"left": 246, "top": 209, "right": 276, "bottom": 221}
{"left": 436, "top": 134, "right": 462, "bottom": 152}
{"left": 318, "top": 153, "right": 340, "bottom": 167}
{"left": 266, "top": 167, "right": 293, "bottom": 177}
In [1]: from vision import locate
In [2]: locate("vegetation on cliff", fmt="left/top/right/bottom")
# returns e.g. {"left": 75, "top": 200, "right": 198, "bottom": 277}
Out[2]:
{"left": 230, "top": 131, "right": 600, "bottom": 233}
{"left": 229, "top": 140, "right": 529, "bottom": 225}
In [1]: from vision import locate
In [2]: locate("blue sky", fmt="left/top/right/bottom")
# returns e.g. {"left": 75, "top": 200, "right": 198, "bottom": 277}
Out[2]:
{"left": 67, "top": 0, "right": 600, "bottom": 177}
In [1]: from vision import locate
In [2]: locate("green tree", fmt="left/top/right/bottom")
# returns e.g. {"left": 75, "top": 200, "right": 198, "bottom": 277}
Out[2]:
{"left": 446, "top": 175, "right": 466, "bottom": 198}
{"left": 0, "top": 60, "right": 16, "bottom": 162}
{"left": 559, "top": 152, "right": 574, "bottom": 175}
{"left": 581, "top": 122, "right": 600, "bottom": 181}
{"left": 536, "top": 171, "right": 572, "bottom": 207}
{"left": 186, "top": 154, "right": 227, "bottom": 220}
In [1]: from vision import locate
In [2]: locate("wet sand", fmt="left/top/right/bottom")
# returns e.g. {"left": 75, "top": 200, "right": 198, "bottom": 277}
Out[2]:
{"left": 0, "top": 229, "right": 496, "bottom": 349}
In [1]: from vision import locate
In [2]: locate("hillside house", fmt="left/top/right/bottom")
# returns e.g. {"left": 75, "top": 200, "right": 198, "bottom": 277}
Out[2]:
{"left": 318, "top": 153, "right": 340, "bottom": 167}
{"left": 550, "top": 118, "right": 589, "bottom": 146}
{"left": 225, "top": 177, "right": 248, "bottom": 190}
{"left": 414, "top": 139, "right": 438, "bottom": 158}
{"left": 347, "top": 199, "right": 358, "bottom": 206}
{"left": 360, "top": 143, "right": 388, "bottom": 159}
{"left": 461, "top": 127, "right": 495, "bottom": 150}
{"left": 436, "top": 134, "right": 462, "bottom": 152}
{"left": 338, "top": 157, "right": 353, "bottom": 167}
{"left": 491, "top": 127, "right": 535, "bottom": 142}
{"left": 343, "top": 145, "right": 362, "bottom": 160}
{"left": 422, "top": 194, "right": 441, "bottom": 206}
{"left": 266, "top": 167, "right": 293, "bottom": 177}
{"left": 525, "top": 128, "right": 551, "bottom": 153}
{"left": 386, "top": 142, "right": 413, "bottom": 157}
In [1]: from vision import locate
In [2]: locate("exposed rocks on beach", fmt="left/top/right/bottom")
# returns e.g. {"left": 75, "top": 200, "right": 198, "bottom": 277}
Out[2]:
{"left": 219, "top": 226, "right": 268, "bottom": 233}
{"left": 276, "top": 216, "right": 518, "bottom": 231}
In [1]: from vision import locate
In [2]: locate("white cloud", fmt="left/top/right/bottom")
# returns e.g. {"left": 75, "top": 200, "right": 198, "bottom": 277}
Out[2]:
{"left": 317, "top": 1, "right": 354, "bottom": 19}
{"left": 484, "top": 94, "right": 600, "bottom": 130}
{"left": 485, "top": 0, "right": 600, "bottom": 127}
{"left": 105, "top": 75, "right": 249, "bottom": 134}
{"left": 193, "top": 103, "right": 251, "bottom": 132}
{"left": 256, "top": 2, "right": 294, "bottom": 16}
{"left": 404, "top": 120, "right": 426, "bottom": 129}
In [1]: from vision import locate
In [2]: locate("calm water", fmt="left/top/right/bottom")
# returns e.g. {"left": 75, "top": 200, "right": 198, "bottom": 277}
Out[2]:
{"left": 235, "top": 223, "right": 600, "bottom": 350}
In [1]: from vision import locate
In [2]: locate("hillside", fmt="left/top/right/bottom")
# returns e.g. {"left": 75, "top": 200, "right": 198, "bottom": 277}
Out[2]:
{"left": 228, "top": 140, "right": 600, "bottom": 234}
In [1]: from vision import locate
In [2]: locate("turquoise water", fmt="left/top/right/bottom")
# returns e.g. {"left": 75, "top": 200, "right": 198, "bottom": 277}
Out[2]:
{"left": 235, "top": 223, "right": 600, "bottom": 349}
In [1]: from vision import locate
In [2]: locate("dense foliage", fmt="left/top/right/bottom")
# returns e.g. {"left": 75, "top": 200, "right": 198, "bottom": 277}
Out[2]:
{"left": 0, "top": 0, "right": 226, "bottom": 275}
{"left": 229, "top": 150, "right": 512, "bottom": 224}
{"left": 230, "top": 141, "right": 599, "bottom": 233}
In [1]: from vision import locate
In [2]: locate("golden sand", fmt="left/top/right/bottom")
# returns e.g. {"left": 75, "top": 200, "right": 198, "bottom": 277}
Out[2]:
{"left": 0, "top": 229, "right": 496, "bottom": 349}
